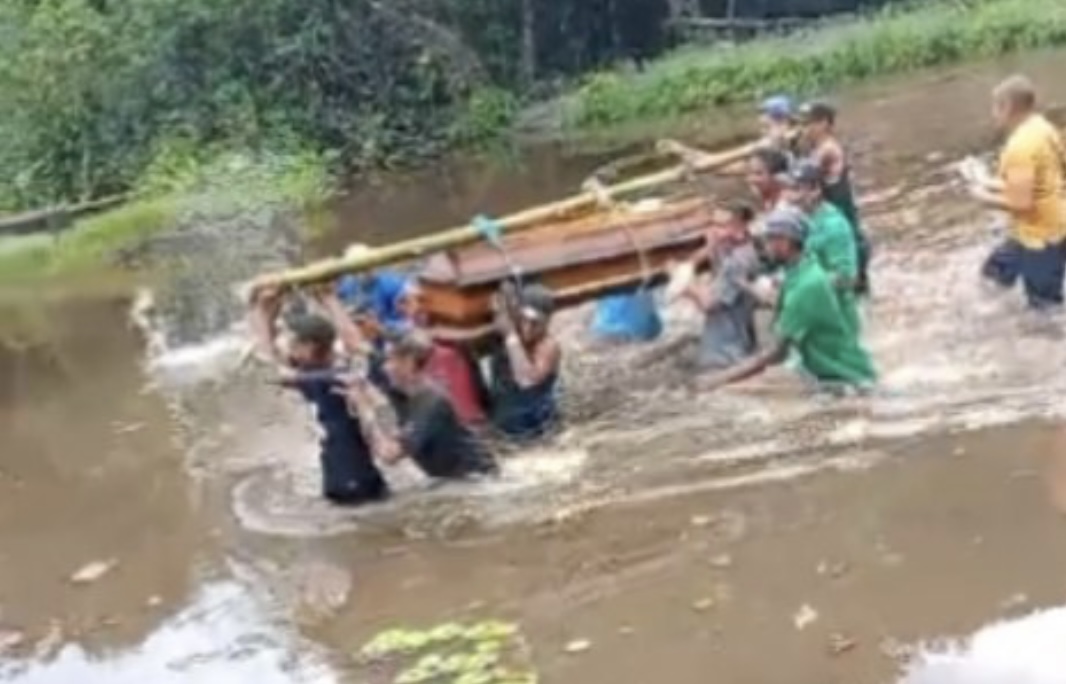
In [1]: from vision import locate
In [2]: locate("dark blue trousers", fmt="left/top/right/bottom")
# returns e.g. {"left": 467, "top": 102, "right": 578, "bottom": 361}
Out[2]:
{"left": 982, "top": 238, "right": 1066, "bottom": 310}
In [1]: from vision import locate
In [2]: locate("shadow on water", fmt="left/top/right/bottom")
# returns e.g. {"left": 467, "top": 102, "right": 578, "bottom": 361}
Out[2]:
{"left": 5, "top": 49, "right": 1066, "bottom": 684}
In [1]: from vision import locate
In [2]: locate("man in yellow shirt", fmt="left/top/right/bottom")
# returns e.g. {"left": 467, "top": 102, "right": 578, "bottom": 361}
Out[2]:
{"left": 969, "top": 75, "right": 1066, "bottom": 309}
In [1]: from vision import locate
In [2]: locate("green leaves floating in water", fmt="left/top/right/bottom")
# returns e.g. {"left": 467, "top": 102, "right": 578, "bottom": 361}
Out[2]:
{"left": 358, "top": 620, "right": 535, "bottom": 684}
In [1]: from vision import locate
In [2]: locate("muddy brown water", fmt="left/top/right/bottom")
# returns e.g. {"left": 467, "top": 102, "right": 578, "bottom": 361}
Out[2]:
{"left": 4, "top": 50, "right": 1066, "bottom": 683}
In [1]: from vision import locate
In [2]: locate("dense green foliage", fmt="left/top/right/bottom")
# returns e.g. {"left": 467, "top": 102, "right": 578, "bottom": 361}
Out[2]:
{"left": 572, "top": 0, "right": 1066, "bottom": 128}
{"left": 0, "top": 0, "right": 500, "bottom": 210}
{"left": 3, "top": 0, "right": 1066, "bottom": 222}
{"left": 0, "top": 0, "right": 674, "bottom": 212}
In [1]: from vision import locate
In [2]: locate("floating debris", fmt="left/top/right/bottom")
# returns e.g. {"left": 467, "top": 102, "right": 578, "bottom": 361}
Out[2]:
{"left": 690, "top": 515, "right": 713, "bottom": 528}
{"left": 564, "top": 639, "right": 592, "bottom": 654}
{"left": 709, "top": 554, "right": 733, "bottom": 569}
{"left": 70, "top": 559, "right": 117, "bottom": 585}
{"left": 793, "top": 604, "right": 819, "bottom": 631}
{"left": 827, "top": 633, "right": 857, "bottom": 656}
{"left": 692, "top": 598, "right": 716, "bottom": 612}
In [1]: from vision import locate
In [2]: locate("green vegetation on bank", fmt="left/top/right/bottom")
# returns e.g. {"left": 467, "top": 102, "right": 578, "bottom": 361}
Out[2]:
{"left": 572, "top": 0, "right": 1066, "bottom": 128}
{"left": 0, "top": 148, "right": 331, "bottom": 282}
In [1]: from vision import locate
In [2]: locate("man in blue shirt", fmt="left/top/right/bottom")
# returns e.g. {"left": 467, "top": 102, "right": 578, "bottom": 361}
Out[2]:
{"left": 335, "top": 269, "right": 408, "bottom": 330}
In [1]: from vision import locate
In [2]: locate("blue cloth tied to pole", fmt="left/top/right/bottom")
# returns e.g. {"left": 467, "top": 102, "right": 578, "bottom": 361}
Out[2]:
{"left": 472, "top": 214, "right": 522, "bottom": 283}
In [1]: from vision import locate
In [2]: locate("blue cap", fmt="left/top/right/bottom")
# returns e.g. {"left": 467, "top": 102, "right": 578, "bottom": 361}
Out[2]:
{"left": 759, "top": 95, "right": 794, "bottom": 122}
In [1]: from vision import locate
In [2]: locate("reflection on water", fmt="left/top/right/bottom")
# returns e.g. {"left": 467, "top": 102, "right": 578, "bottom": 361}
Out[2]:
{"left": 0, "top": 581, "right": 337, "bottom": 684}
{"left": 901, "top": 606, "right": 1066, "bottom": 684}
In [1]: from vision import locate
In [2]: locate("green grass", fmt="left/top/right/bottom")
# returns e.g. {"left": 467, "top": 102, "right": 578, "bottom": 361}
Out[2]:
{"left": 0, "top": 147, "right": 332, "bottom": 285}
{"left": 570, "top": 0, "right": 1066, "bottom": 129}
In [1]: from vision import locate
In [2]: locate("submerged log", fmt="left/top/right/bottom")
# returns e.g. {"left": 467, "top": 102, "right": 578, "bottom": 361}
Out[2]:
{"left": 0, "top": 194, "right": 128, "bottom": 238}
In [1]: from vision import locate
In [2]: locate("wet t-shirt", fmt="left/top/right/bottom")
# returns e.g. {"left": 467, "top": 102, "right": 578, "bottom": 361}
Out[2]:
{"left": 400, "top": 385, "right": 498, "bottom": 479}
{"left": 698, "top": 242, "right": 760, "bottom": 369}
{"left": 806, "top": 202, "right": 861, "bottom": 334}
{"left": 774, "top": 256, "right": 876, "bottom": 386}
{"left": 290, "top": 369, "right": 386, "bottom": 497}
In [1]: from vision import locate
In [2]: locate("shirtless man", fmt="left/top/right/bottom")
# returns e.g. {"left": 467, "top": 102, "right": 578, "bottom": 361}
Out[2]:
{"left": 797, "top": 100, "right": 872, "bottom": 295}
{"left": 488, "top": 283, "right": 563, "bottom": 440}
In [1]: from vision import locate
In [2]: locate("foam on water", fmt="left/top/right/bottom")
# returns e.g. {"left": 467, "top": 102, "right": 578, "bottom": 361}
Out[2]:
{"left": 134, "top": 198, "right": 1066, "bottom": 537}
{"left": 0, "top": 582, "right": 337, "bottom": 684}
{"left": 899, "top": 606, "right": 1066, "bottom": 684}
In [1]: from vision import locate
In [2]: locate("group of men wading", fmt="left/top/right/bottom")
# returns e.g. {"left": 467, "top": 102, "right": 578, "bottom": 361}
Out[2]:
{"left": 249, "top": 73, "right": 1066, "bottom": 507}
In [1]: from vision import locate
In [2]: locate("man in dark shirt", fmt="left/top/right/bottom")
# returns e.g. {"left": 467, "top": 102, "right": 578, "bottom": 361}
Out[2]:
{"left": 250, "top": 287, "right": 388, "bottom": 506}
{"left": 342, "top": 331, "right": 498, "bottom": 480}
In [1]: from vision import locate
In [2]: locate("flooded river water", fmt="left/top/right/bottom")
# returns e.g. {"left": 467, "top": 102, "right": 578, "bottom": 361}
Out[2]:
{"left": 4, "top": 50, "right": 1066, "bottom": 684}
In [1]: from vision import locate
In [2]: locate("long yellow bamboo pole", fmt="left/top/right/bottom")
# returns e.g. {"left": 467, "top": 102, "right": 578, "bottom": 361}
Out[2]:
{"left": 253, "top": 140, "right": 757, "bottom": 291}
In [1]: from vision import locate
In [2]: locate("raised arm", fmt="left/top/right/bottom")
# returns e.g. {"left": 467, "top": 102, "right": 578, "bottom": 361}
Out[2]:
{"left": 249, "top": 286, "right": 287, "bottom": 366}
{"left": 312, "top": 285, "right": 375, "bottom": 357}
{"left": 340, "top": 377, "right": 404, "bottom": 464}
{"left": 504, "top": 334, "right": 561, "bottom": 389}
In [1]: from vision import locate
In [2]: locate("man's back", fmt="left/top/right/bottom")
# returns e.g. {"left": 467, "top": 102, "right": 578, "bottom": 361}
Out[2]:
{"left": 401, "top": 384, "right": 497, "bottom": 479}
{"left": 774, "top": 256, "right": 875, "bottom": 386}
{"left": 999, "top": 113, "right": 1066, "bottom": 247}
{"left": 806, "top": 202, "right": 862, "bottom": 334}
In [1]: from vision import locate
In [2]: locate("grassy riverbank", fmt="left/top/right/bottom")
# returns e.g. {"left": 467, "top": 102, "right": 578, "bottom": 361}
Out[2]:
{"left": 0, "top": 149, "right": 331, "bottom": 285}
{"left": 569, "top": 0, "right": 1066, "bottom": 130}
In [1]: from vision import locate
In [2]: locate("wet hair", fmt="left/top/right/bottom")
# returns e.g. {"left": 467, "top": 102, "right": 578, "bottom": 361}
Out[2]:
{"left": 800, "top": 100, "right": 836, "bottom": 126}
{"left": 993, "top": 74, "right": 1037, "bottom": 112}
{"left": 388, "top": 330, "right": 435, "bottom": 369}
{"left": 288, "top": 313, "right": 337, "bottom": 352}
{"left": 720, "top": 200, "right": 756, "bottom": 224}
{"left": 752, "top": 148, "right": 790, "bottom": 177}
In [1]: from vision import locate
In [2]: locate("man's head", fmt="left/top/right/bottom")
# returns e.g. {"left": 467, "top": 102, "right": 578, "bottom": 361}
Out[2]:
{"left": 797, "top": 100, "right": 836, "bottom": 143}
{"left": 761, "top": 207, "right": 809, "bottom": 265}
{"left": 517, "top": 284, "right": 554, "bottom": 343}
{"left": 991, "top": 74, "right": 1037, "bottom": 132}
{"left": 758, "top": 95, "right": 794, "bottom": 137}
{"left": 287, "top": 314, "right": 337, "bottom": 368}
{"left": 383, "top": 330, "right": 435, "bottom": 393}
{"left": 778, "top": 160, "right": 825, "bottom": 213}
{"left": 747, "top": 148, "right": 790, "bottom": 197}
{"left": 399, "top": 281, "right": 428, "bottom": 327}
{"left": 710, "top": 201, "right": 755, "bottom": 245}
{"left": 344, "top": 299, "right": 384, "bottom": 341}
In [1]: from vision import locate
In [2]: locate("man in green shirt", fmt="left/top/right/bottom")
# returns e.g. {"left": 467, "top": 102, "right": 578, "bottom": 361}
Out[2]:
{"left": 703, "top": 208, "right": 877, "bottom": 394}
{"left": 778, "top": 160, "right": 863, "bottom": 334}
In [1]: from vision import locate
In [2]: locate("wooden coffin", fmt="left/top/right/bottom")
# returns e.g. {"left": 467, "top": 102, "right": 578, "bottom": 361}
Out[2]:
{"left": 418, "top": 196, "right": 712, "bottom": 341}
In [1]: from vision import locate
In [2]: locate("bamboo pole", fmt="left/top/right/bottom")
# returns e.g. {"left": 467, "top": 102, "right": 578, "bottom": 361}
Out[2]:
{"left": 253, "top": 140, "right": 758, "bottom": 291}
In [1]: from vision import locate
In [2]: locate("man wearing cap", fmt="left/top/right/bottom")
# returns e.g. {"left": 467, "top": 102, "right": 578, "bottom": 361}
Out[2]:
{"left": 758, "top": 95, "right": 802, "bottom": 161}
{"left": 797, "top": 100, "right": 872, "bottom": 295}
{"left": 779, "top": 160, "right": 863, "bottom": 336}
{"left": 702, "top": 208, "right": 877, "bottom": 393}
{"left": 967, "top": 75, "right": 1066, "bottom": 310}
{"left": 487, "top": 283, "right": 562, "bottom": 440}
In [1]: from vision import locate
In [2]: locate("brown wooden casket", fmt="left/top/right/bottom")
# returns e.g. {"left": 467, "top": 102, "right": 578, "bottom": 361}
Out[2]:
{"left": 418, "top": 196, "right": 713, "bottom": 343}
